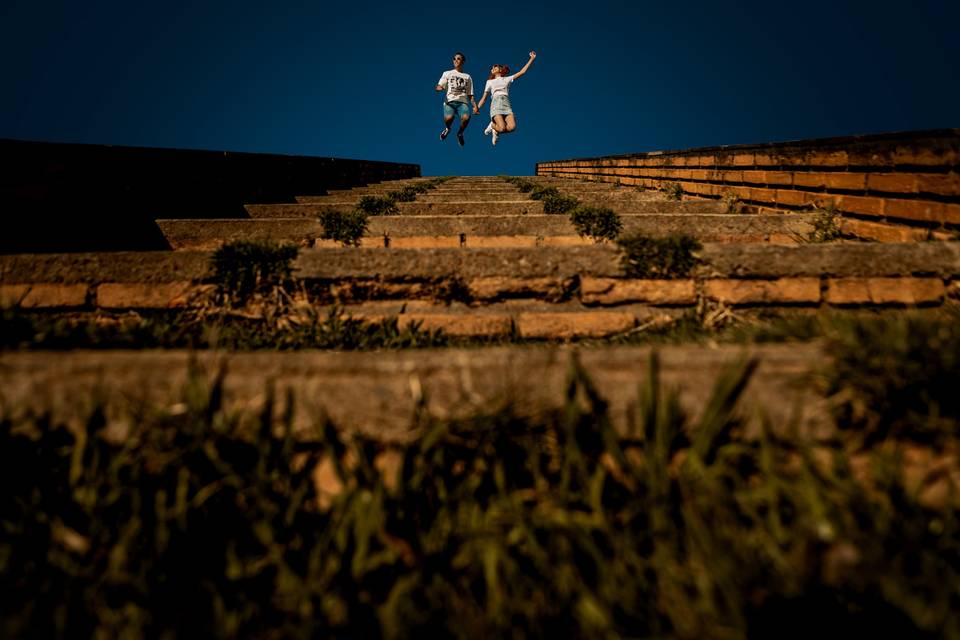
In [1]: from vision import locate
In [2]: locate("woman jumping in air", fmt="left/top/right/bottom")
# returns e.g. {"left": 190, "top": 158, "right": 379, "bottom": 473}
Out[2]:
{"left": 476, "top": 51, "right": 536, "bottom": 146}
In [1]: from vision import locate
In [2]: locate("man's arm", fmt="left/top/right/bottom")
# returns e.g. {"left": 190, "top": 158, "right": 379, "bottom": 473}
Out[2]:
{"left": 512, "top": 51, "right": 537, "bottom": 79}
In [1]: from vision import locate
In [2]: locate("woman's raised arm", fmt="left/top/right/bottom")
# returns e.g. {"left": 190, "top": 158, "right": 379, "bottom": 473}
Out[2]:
{"left": 512, "top": 51, "right": 537, "bottom": 79}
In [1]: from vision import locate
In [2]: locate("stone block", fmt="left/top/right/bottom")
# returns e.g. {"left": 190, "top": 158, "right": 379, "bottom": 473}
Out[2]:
{"left": 866, "top": 173, "right": 918, "bottom": 194}
{"left": 580, "top": 277, "right": 696, "bottom": 305}
{"left": 0, "top": 283, "right": 88, "bottom": 308}
{"left": 775, "top": 189, "right": 816, "bottom": 207}
{"left": 826, "top": 278, "right": 945, "bottom": 305}
{"left": 704, "top": 278, "right": 821, "bottom": 305}
{"left": 97, "top": 282, "right": 213, "bottom": 308}
{"left": 398, "top": 313, "right": 513, "bottom": 337}
{"left": 517, "top": 311, "right": 635, "bottom": 339}
{"left": 839, "top": 219, "right": 929, "bottom": 243}
{"left": 834, "top": 194, "right": 884, "bottom": 217}
{"left": 468, "top": 277, "right": 562, "bottom": 300}
{"left": 882, "top": 199, "right": 946, "bottom": 224}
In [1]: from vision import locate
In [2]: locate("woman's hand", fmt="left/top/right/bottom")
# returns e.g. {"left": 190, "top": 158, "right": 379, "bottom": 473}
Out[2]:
{"left": 529, "top": 51, "right": 536, "bottom": 59}
{"left": 473, "top": 106, "right": 480, "bottom": 115}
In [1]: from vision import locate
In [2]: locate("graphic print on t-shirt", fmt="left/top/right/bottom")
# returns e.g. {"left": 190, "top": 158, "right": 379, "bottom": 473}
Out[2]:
{"left": 448, "top": 76, "right": 468, "bottom": 97}
{"left": 439, "top": 70, "right": 472, "bottom": 103}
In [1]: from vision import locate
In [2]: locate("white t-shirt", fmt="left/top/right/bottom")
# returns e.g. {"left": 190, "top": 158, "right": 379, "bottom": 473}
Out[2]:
{"left": 483, "top": 75, "right": 515, "bottom": 99}
{"left": 437, "top": 70, "right": 474, "bottom": 103}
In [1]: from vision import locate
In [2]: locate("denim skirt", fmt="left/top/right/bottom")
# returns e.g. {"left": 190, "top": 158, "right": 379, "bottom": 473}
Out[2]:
{"left": 490, "top": 95, "right": 513, "bottom": 117}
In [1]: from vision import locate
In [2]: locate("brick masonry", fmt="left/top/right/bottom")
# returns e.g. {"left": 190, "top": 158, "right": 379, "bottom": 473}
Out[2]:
{"left": 536, "top": 130, "right": 960, "bottom": 240}
{"left": 2, "top": 244, "right": 959, "bottom": 330}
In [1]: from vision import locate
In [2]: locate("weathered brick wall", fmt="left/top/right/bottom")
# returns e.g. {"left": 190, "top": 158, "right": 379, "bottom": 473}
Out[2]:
{"left": 0, "top": 139, "right": 420, "bottom": 253}
{"left": 4, "top": 245, "right": 958, "bottom": 323}
{"left": 537, "top": 130, "right": 960, "bottom": 242}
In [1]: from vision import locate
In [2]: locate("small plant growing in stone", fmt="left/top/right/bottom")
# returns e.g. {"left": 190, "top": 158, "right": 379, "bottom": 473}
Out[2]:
{"left": 357, "top": 195, "right": 399, "bottom": 216}
{"left": 617, "top": 233, "right": 701, "bottom": 278}
{"left": 390, "top": 186, "right": 421, "bottom": 202}
{"left": 723, "top": 192, "right": 742, "bottom": 214}
{"left": 319, "top": 209, "right": 368, "bottom": 247}
{"left": 542, "top": 193, "right": 580, "bottom": 214}
{"left": 570, "top": 206, "right": 623, "bottom": 243}
{"left": 806, "top": 203, "right": 842, "bottom": 243}
{"left": 529, "top": 186, "right": 560, "bottom": 200}
{"left": 661, "top": 182, "right": 683, "bottom": 201}
{"left": 210, "top": 240, "right": 298, "bottom": 306}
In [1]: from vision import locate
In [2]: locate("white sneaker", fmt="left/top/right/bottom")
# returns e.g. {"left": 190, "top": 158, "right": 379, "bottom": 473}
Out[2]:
{"left": 491, "top": 129, "right": 499, "bottom": 146}
{"left": 483, "top": 122, "right": 493, "bottom": 136}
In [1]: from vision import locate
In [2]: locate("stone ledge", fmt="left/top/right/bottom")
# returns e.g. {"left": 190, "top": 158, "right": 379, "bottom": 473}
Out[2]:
{"left": 0, "top": 345, "right": 830, "bottom": 442}
{"left": 3, "top": 244, "right": 960, "bottom": 285}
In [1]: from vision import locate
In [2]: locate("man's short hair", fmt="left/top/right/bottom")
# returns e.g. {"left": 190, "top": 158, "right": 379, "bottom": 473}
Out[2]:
{"left": 453, "top": 51, "right": 466, "bottom": 62}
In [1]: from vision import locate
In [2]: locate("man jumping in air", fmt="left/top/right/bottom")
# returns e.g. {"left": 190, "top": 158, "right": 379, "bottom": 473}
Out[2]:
{"left": 436, "top": 51, "right": 478, "bottom": 147}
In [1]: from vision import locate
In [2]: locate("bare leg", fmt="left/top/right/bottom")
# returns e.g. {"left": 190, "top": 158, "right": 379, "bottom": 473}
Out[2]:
{"left": 458, "top": 114, "right": 470, "bottom": 133}
{"left": 503, "top": 114, "right": 517, "bottom": 134}
{"left": 492, "top": 115, "right": 507, "bottom": 133}
{"left": 441, "top": 113, "right": 454, "bottom": 140}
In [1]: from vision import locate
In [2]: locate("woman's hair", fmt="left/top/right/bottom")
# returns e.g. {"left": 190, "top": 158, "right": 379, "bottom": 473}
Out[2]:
{"left": 487, "top": 64, "right": 510, "bottom": 80}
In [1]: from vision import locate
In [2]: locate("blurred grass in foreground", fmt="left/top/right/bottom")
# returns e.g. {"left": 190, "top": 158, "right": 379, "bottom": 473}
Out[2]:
{"left": 2, "top": 310, "right": 959, "bottom": 638}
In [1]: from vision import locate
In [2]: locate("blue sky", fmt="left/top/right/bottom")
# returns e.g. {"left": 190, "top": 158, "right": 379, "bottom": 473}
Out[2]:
{"left": 1, "top": 0, "right": 957, "bottom": 176}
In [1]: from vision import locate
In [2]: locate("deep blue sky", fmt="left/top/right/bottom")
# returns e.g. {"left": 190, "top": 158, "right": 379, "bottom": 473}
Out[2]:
{"left": 2, "top": 0, "right": 957, "bottom": 176}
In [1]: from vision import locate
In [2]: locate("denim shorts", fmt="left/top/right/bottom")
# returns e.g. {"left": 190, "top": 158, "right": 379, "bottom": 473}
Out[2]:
{"left": 443, "top": 100, "right": 471, "bottom": 119}
{"left": 490, "top": 95, "right": 513, "bottom": 117}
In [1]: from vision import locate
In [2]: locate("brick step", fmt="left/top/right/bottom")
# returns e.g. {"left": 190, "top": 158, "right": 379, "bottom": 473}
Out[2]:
{"left": 426, "top": 187, "right": 525, "bottom": 194}
{"left": 157, "top": 214, "right": 817, "bottom": 250}
{"left": 0, "top": 344, "right": 829, "bottom": 442}
{"left": 4, "top": 245, "right": 957, "bottom": 311}
{"left": 325, "top": 182, "right": 513, "bottom": 192}
{"left": 247, "top": 201, "right": 543, "bottom": 217}
{"left": 441, "top": 176, "right": 509, "bottom": 181}
{"left": 411, "top": 192, "right": 530, "bottom": 202}
{"left": 6, "top": 244, "right": 958, "bottom": 282}
{"left": 301, "top": 190, "right": 524, "bottom": 204}
{"left": 316, "top": 178, "right": 434, "bottom": 194}
{"left": 246, "top": 199, "right": 727, "bottom": 218}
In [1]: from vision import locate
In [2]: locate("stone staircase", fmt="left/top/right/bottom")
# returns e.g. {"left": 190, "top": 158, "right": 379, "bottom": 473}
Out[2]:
{"left": 159, "top": 175, "right": 816, "bottom": 249}
{"left": 2, "top": 173, "right": 959, "bottom": 440}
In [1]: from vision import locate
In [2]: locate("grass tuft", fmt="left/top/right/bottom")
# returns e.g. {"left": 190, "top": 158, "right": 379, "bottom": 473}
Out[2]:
{"left": 210, "top": 240, "right": 298, "bottom": 307}
{"left": 661, "top": 182, "right": 683, "bottom": 201}
{"left": 569, "top": 206, "right": 623, "bottom": 242}
{"left": 318, "top": 209, "right": 368, "bottom": 247}
{"left": 617, "top": 233, "right": 702, "bottom": 278}
{"left": 357, "top": 195, "right": 399, "bottom": 216}
{"left": 805, "top": 203, "right": 843, "bottom": 243}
